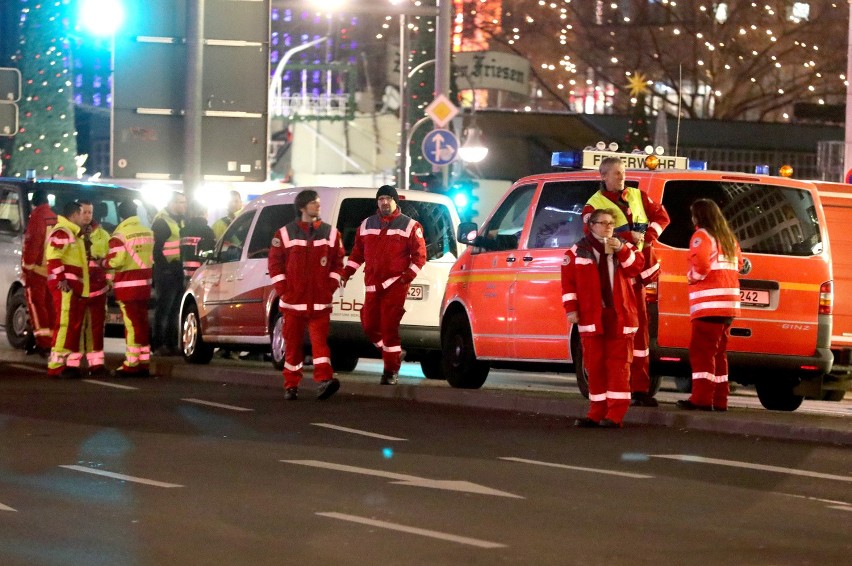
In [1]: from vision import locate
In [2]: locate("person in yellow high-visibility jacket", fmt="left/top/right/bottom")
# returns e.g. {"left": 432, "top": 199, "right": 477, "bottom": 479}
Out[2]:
{"left": 107, "top": 200, "right": 155, "bottom": 377}
{"left": 46, "top": 201, "right": 90, "bottom": 379}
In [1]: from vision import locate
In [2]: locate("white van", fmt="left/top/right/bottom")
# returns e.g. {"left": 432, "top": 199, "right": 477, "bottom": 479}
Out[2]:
{"left": 179, "top": 187, "right": 462, "bottom": 378}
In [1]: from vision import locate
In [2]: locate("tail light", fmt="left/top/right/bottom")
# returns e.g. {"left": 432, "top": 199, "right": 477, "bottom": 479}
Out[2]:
{"left": 645, "top": 282, "right": 658, "bottom": 303}
{"left": 819, "top": 281, "right": 832, "bottom": 315}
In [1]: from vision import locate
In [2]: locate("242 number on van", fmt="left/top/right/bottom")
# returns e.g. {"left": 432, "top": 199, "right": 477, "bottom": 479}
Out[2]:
{"left": 740, "top": 289, "right": 769, "bottom": 307}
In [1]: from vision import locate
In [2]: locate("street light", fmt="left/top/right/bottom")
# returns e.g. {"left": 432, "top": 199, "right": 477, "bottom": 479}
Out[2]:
{"left": 458, "top": 126, "right": 488, "bottom": 163}
{"left": 78, "top": 0, "right": 125, "bottom": 37}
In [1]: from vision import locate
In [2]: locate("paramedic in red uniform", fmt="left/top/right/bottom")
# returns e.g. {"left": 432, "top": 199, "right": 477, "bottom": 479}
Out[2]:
{"left": 677, "top": 198, "right": 743, "bottom": 412}
{"left": 562, "top": 208, "right": 645, "bottom": 428}
{"left": 268, "top": 189, "right": 345, "bottom": 401}
{"left": 584, "top": 156, "right": 670, "bottom": 407}
{"left": 342, "top": 185, "right": 426, "bottom": 385}
{"left": 22, "top": 190, "right": 57, "bottom": 353}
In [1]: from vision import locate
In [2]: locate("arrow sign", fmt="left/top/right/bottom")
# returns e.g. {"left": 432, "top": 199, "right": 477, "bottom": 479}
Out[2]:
{"left": 422, "top": 128, "right": 458, "bottom": 166}
{"left": 282, "top": 459, "right": 523, "bottom": 499}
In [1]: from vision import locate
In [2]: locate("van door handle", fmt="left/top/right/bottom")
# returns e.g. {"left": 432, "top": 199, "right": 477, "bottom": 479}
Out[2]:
{"left": 522, "top": 255, "right": 533, "bottom": 262}
{"left": 505, "top": 255, "right": 516, "bottom": 263}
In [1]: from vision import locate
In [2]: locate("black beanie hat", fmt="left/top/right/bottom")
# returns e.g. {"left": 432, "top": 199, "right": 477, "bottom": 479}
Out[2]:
{"left": 376, "top": 184, "right": 399, "bottom": 204}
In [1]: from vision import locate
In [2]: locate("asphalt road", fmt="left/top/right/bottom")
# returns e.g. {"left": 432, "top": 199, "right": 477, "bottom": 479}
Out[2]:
{"left": 0, "top": 363, "right": 850, "bottom": 565}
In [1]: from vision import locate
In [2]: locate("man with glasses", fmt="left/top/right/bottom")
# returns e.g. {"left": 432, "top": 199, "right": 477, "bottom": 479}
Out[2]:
{"left": 583, "top": 156, "right": 670, "bottom": 407}
{"left": 562, "top": 208, "right": 645, "bottom": 428}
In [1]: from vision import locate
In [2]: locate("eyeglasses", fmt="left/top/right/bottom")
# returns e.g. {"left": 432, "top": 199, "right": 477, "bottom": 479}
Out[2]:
{"left": 591, "top": 221, "right": 616, "bottom": 227}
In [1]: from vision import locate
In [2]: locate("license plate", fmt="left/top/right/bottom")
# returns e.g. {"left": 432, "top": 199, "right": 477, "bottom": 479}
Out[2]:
{"left": 740, "top": 289, "right": 769, "bottom": 307}
{"left": 407, "top": 285, "right": 424, "bottom": 301}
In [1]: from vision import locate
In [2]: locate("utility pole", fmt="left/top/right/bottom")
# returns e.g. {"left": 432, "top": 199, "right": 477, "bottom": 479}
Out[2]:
{"left": 184, "top": 0, "right": 205, "bottom": 205}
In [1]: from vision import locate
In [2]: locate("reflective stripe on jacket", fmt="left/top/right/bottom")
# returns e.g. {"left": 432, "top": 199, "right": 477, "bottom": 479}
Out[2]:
{"left": 46, "top": 215, "right": 90, "bottom": 297}
{"left": 152, "top": 209, "right": 183, "bottom": 264}
{"left": 267, "top": 220, "right": 345, "bottom": 313}
{"left": 107, "top": 216, "right": 154, "bottom": 302}
{"left": 687, "top": 228, "right": 742, "bottom": 320}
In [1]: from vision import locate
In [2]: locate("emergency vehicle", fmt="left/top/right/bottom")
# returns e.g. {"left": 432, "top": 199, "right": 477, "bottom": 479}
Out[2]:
{"left": 809, "top": 181, "right": 852, "bottom": 400}
{"left": 0, "top": 177, "right": 155, "bottom": 350}
{"left": 440, "top": 149, "right": 835, "bottom": 411}
{"left": 179, "top": 187, "right": 462, "bottom": 378}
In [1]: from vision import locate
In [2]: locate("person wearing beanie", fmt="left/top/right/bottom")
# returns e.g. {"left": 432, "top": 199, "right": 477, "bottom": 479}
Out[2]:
{"left": 341, "top": 185, "right": 426, "bottom": 385}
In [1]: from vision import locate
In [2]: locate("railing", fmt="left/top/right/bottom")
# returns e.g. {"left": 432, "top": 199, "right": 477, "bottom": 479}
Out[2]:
{"left": 270, "top": 93, "right": 351, "bottom": 119}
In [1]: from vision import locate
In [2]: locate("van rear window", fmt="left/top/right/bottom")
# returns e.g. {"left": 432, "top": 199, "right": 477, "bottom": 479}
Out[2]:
{"left": 658, "top": 180, "right": 823, "bottom": 257}
{"left": 337, "top": 198, "right": 458, "bottom": 261}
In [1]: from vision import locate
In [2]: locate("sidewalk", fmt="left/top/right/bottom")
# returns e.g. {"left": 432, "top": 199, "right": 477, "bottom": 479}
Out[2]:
{"left": 3, "top": 347, "right": 849, "bottom": 446}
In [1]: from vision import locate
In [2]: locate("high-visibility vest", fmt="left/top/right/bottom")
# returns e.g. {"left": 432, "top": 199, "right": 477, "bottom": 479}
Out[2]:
{"left": 586, "top": 188, "right": 649, "bottom": 250}
{"left": 86, "top": 224, "right": 111, "bottom": 297}
{"left": 108, "top": 216, "right": 155, "bottom": 302}
{"left": 46, "top": 215, "right": 90, "bottom": 297}
{"left": 153, "top": 209, "right": 182, "bottom": 263}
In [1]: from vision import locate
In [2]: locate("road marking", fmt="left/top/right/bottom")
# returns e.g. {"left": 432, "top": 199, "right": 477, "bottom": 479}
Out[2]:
{"left": 182, "top": 398, "right": 254, "bottom": 412}
{"left": 316, "top": 512, "right": 506, "bottom": 549}
{"left": 59, "top": 465, "right": 184, "bottom": 488}
{"left": 500, "top": 457, "right": 654, "bottom": 479}
{"left": 828, "top": 505, "right": 852, "bottom": 512}
{"left": 311, "top": 423, "right": 407, "bottom": 441}
{"left": 0, "top": 501, "right": 17, "bottom": 512}
{"left": 282, "top": 460, "right": 523, "bottom": 499}
{"left": 5, "top": 363, "right": 41, "bottom": 372}
{"left": 83, "top": 379, "right": 139, "bottom": 390}
{"left": 651, "top": 455, "right": 852, "bottom": 483}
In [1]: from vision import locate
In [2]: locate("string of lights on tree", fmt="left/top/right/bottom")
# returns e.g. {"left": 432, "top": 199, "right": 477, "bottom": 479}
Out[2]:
{"left": 460, "top": 0, "right": 846, "bottom": 122}
{"left": 5, "top": 0, "right": 78, "bottom": 178}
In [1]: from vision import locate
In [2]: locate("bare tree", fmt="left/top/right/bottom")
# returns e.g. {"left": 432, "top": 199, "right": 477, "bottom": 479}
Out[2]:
{"left": 461, "top": 0, "right": 846, "bottom": 121}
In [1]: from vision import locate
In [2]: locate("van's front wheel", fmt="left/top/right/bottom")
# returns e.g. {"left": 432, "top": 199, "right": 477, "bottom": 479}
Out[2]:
{"left": 755, "top": 376, "right": 804, "bottom": 411}
{"left": 420, "top": 351, "right": 443, "bottom": 379}
{"left": 442, "top": 313, "right": 488, "bottom": 388}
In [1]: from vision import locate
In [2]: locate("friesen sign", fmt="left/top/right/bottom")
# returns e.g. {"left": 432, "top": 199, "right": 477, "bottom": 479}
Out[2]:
{"left": 582, "top": 150, "right": 689, "bottom": 170}
{"left": 453, "top": 51, "right": 529, "bottom": 96}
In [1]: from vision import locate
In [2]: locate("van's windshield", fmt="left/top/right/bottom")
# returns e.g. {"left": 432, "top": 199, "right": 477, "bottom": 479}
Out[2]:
{"left": 336, "top": 198, "right": 458, "bottom": 261}
{"left": 658, "top": 180, "right": 823, "bottom": 257}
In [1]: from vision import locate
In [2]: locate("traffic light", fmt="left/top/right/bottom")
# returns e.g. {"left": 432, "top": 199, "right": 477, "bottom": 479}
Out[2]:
{"left": 78, "top": 0, "right": 126, "bottom": 37}
{"left": 411, "top": 172, "right": 444, "bottom": 192}
{"left": 448, "top": 178, "right": 479, "bottom": 221}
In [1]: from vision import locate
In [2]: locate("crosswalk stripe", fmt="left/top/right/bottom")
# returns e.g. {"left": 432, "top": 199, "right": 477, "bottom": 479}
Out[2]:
{"left": 181, "top": 398, "right": 254, "bottom": 412}
{"left": 60, "top": 465, "right": 184, "bottom": 488}
{"left": 83, "top": 379, "right": 138, "bottom": 390}
{"left": 312, "top": 423, "right": 407, "bottom": 441}
{"left": 500, "top": 456, "right": 654, "bottom": 479}
{"left": 651, "top": 455, "right": 852, "bottom": 482}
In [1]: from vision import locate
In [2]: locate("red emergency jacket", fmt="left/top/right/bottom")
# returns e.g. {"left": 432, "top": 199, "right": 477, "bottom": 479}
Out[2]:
{"left": 46, "top": 215, "right": 89, "bottom": 296}
{"left": 22, "top": 203, "right": 57, "bottom": 277}
{"left": 268, "top": 220, "right": 345, "bottom": 313}
{"left": 583, "top": 187, "right": 669, "bottom": 285}
{"left": 687, "top": 228, "right": 743, "bottom": 320}
{"left": 561, "top": 234, "right": 645, "bottom": 335}
{"left": 343, "top": 208, "right": 426, "bottom": 292}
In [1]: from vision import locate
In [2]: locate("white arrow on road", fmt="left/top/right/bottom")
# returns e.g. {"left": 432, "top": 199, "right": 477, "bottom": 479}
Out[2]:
{"left": 282, "top": 460, "right": 523, "bottom": 499}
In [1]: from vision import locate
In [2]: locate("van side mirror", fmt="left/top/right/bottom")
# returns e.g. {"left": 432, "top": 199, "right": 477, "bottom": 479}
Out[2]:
{"left": 457, "top": 221, "right": 479, "bottom": 245}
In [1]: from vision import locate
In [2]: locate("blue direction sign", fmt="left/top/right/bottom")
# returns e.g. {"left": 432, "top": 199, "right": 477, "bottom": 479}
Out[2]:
{"left": 422, "top": 129, "right": 458, "bottom": 166}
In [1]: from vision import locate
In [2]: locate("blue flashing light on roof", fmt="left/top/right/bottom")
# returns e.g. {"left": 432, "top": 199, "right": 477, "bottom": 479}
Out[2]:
{"left": 551, "top": 151, "right": 583, "bottom": 169}
{"left": 754, "top": 164, "right": 770, "bottom": 175}
{"left": 687, "top": 159, "right": 707, "bottom": 170}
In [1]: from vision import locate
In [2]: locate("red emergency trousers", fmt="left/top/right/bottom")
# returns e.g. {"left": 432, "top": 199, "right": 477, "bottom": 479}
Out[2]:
{"left": 49, "top": 289, "right": 87, "bottom": 374}
{"left": 82, "top": 224, "right": 110, "bottom": 370}
{"left": 22, "top": 203, "right": 57, "bottom": 349}
{"left": 343, "top": 209, "right": 426, "bottom": 375}
{"left": 562, "top": 236, "right": 644, "bottom": 423}
{"left": 118, "top": 301, "right": 151, "bottom": 371}
{"left": 24, "top": 273, "right": 53, "bottom": 349}
{"left": 268, "top": 220, "right": 344, "bottom": 389}
{"left": 687, "top": 229, "right": 742, "bottom": 410}
{"left": 583, "top": 189, "right": 669, "bottom": 396}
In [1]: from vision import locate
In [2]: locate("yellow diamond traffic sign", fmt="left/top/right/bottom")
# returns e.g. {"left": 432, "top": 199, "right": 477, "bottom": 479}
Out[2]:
{"left": 425, "top": 94, "right": 459, "bottom": 128}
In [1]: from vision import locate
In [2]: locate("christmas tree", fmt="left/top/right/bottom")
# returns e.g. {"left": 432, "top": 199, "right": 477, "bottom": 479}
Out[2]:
{"left": 624, "top": 72, "right": 651, "bottom": 151}
{"left": 4, "top": 0, "right": 78, "bottom": 178}
{"left": 404, "top": 3, "right": 437, "bottom": 187}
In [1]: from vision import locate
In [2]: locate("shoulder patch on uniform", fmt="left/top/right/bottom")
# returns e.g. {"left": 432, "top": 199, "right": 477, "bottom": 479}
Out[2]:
{"left": 272, "top": 237, "right": 281, "bottom": 248}
{"left": 416, "top": 227, "right": 423, "bottom": 239}
{"left": 691, "top": 237, "right": 702, "bottom": 248}
{"left": 562, "top": 256, "right": 570, "bottom": 266}
{"left": 320, "top": 256, "right": 327, "bottom": 267}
